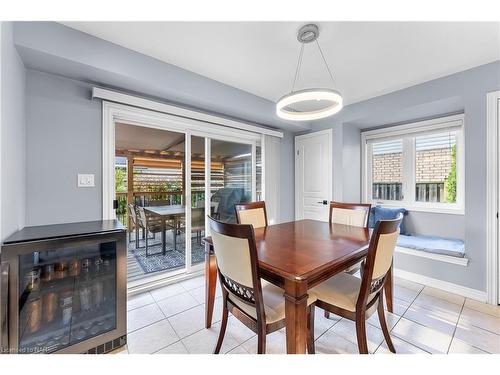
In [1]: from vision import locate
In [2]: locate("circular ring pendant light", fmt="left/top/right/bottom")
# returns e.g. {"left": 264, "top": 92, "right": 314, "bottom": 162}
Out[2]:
{"left": 276, "top": 24, "right": 343, "bottom": 121}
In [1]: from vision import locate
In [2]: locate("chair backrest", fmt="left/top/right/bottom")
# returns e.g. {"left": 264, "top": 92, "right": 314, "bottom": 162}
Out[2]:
{"left": 208, "top": 216, "right": 266, "bottom": 322}
{"left": 192, "top": 207, "right": 204, "bottom": 221}
{"left": 136, "top": 206, "right": 147, "bottom": 226}
{"left": 357, "top": 214, "right": 403, "bottom": 309}
{"left": 234, "top": 201, "right": 268, "bottom": 229}
{"left": 127, "top": 204, "right": 137, "bottom": 225}
{"left": 329, "top": 201, "right": 371, "bottom": 228}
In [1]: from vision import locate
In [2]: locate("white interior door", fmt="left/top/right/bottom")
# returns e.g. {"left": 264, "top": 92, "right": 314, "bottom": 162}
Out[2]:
{"left": 295, "top": 129, "right": 332, "bottom": 221}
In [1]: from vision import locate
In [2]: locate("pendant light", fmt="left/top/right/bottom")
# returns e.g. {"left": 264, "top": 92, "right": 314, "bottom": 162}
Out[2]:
{"left": 276, "top": 24, "right": 343, "bottom": 121}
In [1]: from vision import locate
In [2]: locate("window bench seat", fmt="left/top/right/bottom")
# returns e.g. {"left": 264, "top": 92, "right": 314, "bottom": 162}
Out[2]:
{"left": 396, "top": 234, "right": 468, "bottom": 266}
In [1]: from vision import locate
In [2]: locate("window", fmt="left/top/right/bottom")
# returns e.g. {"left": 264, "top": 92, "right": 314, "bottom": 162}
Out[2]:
{"left": 371, "top": 139, "right": 404, "bottom": 201}
{"left": 415, "top": 131, "right": 457, "bottom": 203}
{"left": 363, "top": 114, "right": 464, "bottom": 213}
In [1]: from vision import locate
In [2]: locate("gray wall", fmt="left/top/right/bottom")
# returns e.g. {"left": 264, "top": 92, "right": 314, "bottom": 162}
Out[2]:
{"left": 1, "top": 22, "right": 26, "bottom": 240}
{"left": 25, "top": 71, "right": 102, "bottom": 225}
{"left": 305, "top": 61, "right": 500, "bottom": 292}
{"left": 24, "top": 69, "right": 295, "bottom": 226}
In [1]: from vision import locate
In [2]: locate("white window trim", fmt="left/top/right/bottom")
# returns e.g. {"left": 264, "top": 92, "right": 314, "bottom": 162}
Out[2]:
{"left": 361, "top": 114, "right": 465, "bottom": 215}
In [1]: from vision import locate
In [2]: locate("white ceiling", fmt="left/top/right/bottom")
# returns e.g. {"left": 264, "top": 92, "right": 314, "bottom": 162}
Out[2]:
{"left": 63, "top": 22, "right": 500, "bottom": 106}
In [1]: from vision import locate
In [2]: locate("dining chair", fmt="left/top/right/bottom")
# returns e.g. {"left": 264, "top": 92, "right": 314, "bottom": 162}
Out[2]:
{"left": 329, "top": 201, "right": 371, "bottom": 227}
{"left": 308, "top": 214, "right": 403, "bottom": 354}
{"left": 329, "top": 201, "right": 372, "bottom": 281}
{"left": 234, "top": 201, "right": 268, "bottom": 228}
{"left": 136, "top": 206, "right": 166, "bottom": 257}
{"left": 208, "top": 216, "right": 316, "bottom": 354}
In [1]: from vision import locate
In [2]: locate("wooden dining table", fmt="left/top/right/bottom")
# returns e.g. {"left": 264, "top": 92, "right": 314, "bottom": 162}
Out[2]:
{"left": 203, "top": 219, "right": 394, "bottom": 354}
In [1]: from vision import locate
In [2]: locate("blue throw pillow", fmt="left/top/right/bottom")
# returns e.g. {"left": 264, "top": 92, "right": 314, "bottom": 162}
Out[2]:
{"left": 368, "top": 206, "right": 408, "bottom": 235}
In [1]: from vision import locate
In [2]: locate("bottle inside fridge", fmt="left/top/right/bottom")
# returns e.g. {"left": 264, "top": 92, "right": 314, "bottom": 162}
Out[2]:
{"left": 18, "top": 242, "right": 117, "bottom": 353}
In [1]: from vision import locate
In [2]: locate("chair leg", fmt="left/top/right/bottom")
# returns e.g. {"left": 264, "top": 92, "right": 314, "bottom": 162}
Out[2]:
{"left": 257, "top": 332, "right": 266, "bottom": 354}
{"left": 355, "top": 313, "right": 369, "bottom": 354}
{"left": 384, "top": 265, "right": 394, "bottom": 313}
{"left": 377, "top": 296, "right": 396, "bottom": 353}
{"left": 145, "top": 230, "right": 149, "bottom": 257}
{"left": 307, "top": 305, "right": 316, "bottom": 354}
{"left": 135, "top": 228, "right": 139, "bottom": 249}
{"left": 213, "top": 304, "right": 229, "bottom": 354}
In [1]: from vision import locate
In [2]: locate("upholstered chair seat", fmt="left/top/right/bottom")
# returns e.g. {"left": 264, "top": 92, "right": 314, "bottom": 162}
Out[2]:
{"left": 311, "top": 273, "right": 375, "bottom": 312}
{"left": 231, "top": 280, "right": 316, "bottom": 323}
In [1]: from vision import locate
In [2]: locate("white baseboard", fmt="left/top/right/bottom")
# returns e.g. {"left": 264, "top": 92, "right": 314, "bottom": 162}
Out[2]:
{"left": 394, "top": 268, "right": 487, "bottom": 302}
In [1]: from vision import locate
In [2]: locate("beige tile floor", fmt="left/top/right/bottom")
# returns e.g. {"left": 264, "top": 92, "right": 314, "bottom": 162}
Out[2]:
{"left": 113, "top": 275, "right": 500, "bottom": 354}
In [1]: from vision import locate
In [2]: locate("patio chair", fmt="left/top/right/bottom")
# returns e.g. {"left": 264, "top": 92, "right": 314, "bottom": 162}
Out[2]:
{"left": 191, "top": 207, "right": 205, "bottom": 244}
{"left": 127, "top": 203, "right": 143, "bottom": 249}
{"left": 136, "top": 206, "right": 166, "bottom": 257}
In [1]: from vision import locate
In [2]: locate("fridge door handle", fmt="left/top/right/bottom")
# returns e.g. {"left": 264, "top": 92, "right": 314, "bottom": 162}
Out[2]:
{"left": 0, "top": 262, "right": 9, "bottom": 354}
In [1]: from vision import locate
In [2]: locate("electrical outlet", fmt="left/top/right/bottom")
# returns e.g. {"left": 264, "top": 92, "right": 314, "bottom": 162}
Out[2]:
{"left": 78, "top": 173, "right": 95, "bottom": 187}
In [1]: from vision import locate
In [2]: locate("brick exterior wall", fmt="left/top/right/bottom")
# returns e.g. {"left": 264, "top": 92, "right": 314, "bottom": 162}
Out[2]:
{"left": 373, "top": 152, "right": 402, "bottom": 183}
{"left": 373, "top": 148, "right": 452, "bottom": 183}
{"left": 415, "top": 148, "right": 453, "bottom": 183}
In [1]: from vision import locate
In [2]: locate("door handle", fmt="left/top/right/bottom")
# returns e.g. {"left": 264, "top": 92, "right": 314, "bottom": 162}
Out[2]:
{"left": 0, "top": 263, "right": 9, "bottom": 354}
{"left": 317, "top": 200, "right": 328, "bottom": 205}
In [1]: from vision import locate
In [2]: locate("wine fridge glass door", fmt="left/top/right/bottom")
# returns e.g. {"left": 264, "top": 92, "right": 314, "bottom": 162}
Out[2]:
{"left": 18, "top": 241, "right": 117, "bottom": 353}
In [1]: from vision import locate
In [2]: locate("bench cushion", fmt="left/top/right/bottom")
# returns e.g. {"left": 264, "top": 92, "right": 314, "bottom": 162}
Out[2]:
{"left": 397, "top": 234, "right": 465, "bottom": 258}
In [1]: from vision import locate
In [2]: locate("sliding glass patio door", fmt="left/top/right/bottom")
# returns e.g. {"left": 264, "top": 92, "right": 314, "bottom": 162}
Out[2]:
{"left": 105, "top": 103, "right": 261, "bottom": 289}
{"left": 115, "top": 123, "right": 189, "bottom": 284}
{"left": 209, "top": 139, "right": 254, "bottom": 224}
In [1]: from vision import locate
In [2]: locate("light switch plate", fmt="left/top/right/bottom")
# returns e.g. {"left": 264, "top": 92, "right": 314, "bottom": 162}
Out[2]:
{"left": 78, "top": 173, "right": 95, "bottom": 187}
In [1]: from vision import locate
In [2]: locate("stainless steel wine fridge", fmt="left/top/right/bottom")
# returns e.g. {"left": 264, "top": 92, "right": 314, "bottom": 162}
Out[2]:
{"left": 0, "top": 220, "right": 126, "bottom": 354}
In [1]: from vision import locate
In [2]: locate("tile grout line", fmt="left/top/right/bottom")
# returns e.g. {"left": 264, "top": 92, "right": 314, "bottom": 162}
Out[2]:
{"left": 130, "top": 280, "right": 497, "bottom": 354}
{"left": 372, "top": 285, "right": 423, "bottom": 353}
{"left": 388, "top": 286, "right": 466, "bottom": 354}
{"left": 313, "top": 316, "right": 343, "bottom": 343}
{"left": 446, "top": 298, "right": 466, "bottom": 354}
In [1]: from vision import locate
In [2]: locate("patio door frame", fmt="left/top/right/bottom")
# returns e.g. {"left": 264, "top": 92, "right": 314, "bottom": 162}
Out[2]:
{"left": 102, "top": 101, "right": 262, "bottom": 292}
{"left": 486, "top": 90, "right": 500, "bottom": 305}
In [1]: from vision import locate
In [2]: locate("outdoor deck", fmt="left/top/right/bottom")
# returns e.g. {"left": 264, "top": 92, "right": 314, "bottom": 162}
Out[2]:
{"left": 126, "top": 230, "right": 205, "bottom": 282}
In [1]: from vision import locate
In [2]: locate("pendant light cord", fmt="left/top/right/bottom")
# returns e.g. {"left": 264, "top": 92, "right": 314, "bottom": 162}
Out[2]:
{"left": 291, "top": 43, "right": 304, "bottom": 93}
{"left": 315, "top": 39, "right": 338, "bottom": 88}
